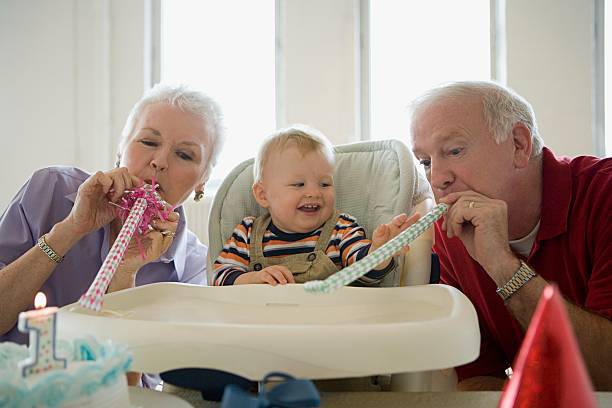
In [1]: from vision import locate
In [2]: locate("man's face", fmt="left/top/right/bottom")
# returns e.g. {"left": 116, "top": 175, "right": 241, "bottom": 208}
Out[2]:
{"left": 411, "top": 97, "right": 518, "bottom": 202}
{"left": 253, "top": 145, "right": 336, "bottom": 233}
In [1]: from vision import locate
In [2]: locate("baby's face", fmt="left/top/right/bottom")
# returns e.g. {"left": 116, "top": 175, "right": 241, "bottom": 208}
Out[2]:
{"left": 255, "top": 145, "right": 335, "bottom": 233}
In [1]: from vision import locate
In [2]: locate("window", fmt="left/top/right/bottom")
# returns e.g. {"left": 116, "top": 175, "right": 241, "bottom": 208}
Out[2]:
{"left": 368, "top": 0, "right": 491, "bottom": 142}
{"left": 159, "top": 0, "right": 493, "bottom": 189}
{"left": 161, "top": 0, "right": 276, "bottom": 191}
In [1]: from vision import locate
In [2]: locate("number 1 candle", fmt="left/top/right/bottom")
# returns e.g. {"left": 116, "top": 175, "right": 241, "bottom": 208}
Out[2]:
{"left": 18, "top": 292, "right": 67, "bottom": 377}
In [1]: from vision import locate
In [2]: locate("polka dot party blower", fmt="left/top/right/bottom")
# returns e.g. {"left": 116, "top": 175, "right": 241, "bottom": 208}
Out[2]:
{"left": 78, "top": 180, "right": 174, "bottom": 312}
{"left": 78, "top": 197, "right": 148, "bottom": 312}
{"left": 304, "top": 203, "right": 449, "bottom": 294}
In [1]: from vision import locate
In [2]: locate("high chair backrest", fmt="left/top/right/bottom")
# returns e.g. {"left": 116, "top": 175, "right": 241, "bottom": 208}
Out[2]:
{"left": 207, "top": 139, "right": 433, "bottom": 286}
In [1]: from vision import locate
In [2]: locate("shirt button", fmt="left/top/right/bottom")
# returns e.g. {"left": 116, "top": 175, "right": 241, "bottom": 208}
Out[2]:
{"left": 307, "top": 253, "right": 316, "bottom": 261}
{"left": 254, "top": 263, "right": 263, "bottom": 271}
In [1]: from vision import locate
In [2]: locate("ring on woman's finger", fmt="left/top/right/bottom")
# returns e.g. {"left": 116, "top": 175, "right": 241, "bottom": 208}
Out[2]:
{"left": 468, "top": 201, "right": 476, "bottom": 209}
{"left": 161, "top": 230, "right": 176, "bottom": 237}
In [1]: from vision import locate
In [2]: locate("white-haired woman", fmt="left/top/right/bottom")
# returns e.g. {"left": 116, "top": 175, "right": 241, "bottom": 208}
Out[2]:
{"left": 0, "top": 84, "right": 224, "bottom": 353}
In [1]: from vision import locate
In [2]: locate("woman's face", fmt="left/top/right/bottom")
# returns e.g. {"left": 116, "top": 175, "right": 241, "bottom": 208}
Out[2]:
{"left": 121, "top": 103, "right": 210, "bottom": 206}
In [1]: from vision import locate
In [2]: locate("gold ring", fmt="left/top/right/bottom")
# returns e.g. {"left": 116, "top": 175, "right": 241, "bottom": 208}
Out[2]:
{"left": 468, "top": 201, "right": 475, "bottom": 209}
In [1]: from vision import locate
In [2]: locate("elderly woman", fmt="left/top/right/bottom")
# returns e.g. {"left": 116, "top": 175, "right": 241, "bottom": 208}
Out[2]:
{"left": 0, "top": 84, "right": 224, "bottom": 346}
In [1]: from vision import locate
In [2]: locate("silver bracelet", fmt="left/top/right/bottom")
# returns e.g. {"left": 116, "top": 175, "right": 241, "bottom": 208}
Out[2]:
{"left": 496, "top": 260, "right": 536, "bottom": 301}
{"left": 37, "top": 235, "right": 64, "bottom": 263}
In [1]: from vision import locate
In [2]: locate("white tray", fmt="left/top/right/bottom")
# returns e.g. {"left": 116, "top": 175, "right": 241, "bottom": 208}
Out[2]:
{"left": 58, "top": 283, "right": 479, "bottom": 380}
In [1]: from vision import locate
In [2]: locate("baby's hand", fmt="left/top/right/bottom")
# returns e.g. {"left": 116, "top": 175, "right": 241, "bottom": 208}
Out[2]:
{"left": 369, "top": 213, "right": 420, "bottom": 269}
{"left": 240, "top": 265, "right": 296, "bottom": 285}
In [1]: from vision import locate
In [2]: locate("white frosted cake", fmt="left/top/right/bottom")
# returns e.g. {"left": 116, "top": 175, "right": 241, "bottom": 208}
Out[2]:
{"left": 0, "top": 336, "right": 131, "bottom": 408}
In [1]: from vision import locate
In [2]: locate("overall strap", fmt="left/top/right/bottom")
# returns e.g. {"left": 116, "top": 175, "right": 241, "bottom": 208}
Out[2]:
{"left": 313, "top": 210, "right": 340, "bottom": 252}
{"left": 250, "top": 213, "right": 272, "bottom": 264}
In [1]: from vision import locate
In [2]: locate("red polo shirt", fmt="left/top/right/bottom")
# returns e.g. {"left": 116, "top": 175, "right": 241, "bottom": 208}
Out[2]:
{"left": 434, "top": 147, "right": 612, "bottom": 380}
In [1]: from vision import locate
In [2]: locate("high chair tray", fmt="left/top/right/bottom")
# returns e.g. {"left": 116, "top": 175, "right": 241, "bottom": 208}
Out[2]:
{"left": 58, "top": 283, "right": 479, "bottom": 380}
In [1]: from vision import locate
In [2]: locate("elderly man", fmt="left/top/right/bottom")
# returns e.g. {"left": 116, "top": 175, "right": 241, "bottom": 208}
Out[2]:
{"left": 410, "top": 81, "right": 611, "bottom": 391}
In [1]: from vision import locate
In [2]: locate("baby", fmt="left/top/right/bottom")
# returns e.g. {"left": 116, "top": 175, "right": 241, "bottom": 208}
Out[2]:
{"left": 213, "top": 125, "right": 417, "bottom": 286}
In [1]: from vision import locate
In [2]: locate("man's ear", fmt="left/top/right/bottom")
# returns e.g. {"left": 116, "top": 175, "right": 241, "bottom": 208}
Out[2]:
{"left": 512, "top": 123, "right": 533, "bottom": 169}
{"left": 252, "top": 181, "right": 269, "bottom": 208}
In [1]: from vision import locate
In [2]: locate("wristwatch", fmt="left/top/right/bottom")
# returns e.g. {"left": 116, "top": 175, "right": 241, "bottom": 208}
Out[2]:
{"left": 496, "top": 260, "right": 536, "bottom": 301}
{"left": 37, "top": 235, "right": 64, "bottom": 263}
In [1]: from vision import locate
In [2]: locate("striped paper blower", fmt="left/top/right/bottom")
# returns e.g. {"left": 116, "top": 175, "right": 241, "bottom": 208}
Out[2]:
{"left": 78, "top": 197, "right": 148, "bottom": 311}
{"left": 304, "top": 203, "right": 448, "bottom": 294}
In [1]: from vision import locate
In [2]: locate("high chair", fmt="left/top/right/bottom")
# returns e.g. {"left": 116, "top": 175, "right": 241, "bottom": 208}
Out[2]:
{"left": 205, "top": 139, "right": 464, "bottom": 392}
{"left": 207, "top": 139, "right": 434, "bottom": 287}
{"left": 56, "top": 143, "right": 476, "bottom": 400}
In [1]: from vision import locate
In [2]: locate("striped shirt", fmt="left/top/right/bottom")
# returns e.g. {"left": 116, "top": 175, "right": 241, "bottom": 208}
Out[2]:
{"left": 213, "top": 213, "right": 394, "bottom": 286}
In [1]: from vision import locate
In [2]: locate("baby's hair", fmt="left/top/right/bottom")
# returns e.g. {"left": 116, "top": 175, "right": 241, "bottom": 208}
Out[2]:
{"left": 253, "top": 124, "right": 335, "bottom": 183}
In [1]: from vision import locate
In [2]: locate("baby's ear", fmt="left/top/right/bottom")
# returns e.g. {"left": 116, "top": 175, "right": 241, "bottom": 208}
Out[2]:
{"left": 252, "top": 181, "right": 269, "bottom": 208}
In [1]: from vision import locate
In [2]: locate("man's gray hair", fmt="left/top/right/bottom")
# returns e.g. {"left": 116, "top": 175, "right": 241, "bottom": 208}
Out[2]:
{"left": 117, "top": 83, "right": 225, "bottom": 180}
{"left": 410, "top": 81, "right": 544, "bottom": 157}
{"left": 253, "top": 124, "right": 335, "bottom": 183}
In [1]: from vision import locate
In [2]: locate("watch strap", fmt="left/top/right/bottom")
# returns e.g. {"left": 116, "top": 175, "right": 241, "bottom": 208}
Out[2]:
{"left": 496, "top": 260, "right": 536, "bottom": 301}
{"left": 37, "top": 235, "right": 64, "bottom": 264}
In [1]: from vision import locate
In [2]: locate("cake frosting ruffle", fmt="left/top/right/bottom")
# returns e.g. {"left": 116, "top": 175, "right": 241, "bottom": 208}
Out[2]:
{"left": 0, "top": 336, "right": 131, "bottom": 408}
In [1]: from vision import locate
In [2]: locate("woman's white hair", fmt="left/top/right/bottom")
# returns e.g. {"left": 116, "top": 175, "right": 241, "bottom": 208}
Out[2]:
{"left": 117, "top": 83, "right": 225, "bottom": 180}
{"left": 253, "top": 124, "right": 335, "bottom": 183}
{"left": 410, "top": 81, "right": 544, "bottom": 157}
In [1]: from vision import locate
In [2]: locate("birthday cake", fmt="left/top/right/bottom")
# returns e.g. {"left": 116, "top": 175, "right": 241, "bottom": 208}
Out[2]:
{"left": 0, "top": 336, "right": 131, "bottom": 408}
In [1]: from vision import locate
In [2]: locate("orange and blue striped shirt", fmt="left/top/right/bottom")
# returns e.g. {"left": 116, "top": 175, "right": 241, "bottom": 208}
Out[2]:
{"left": 213, "top": 213, "right": 394, "bottom": 286}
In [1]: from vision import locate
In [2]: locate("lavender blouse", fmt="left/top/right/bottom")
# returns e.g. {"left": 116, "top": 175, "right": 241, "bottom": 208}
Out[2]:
{"left": 0, "top": 166, "right": 208, "bottom": 344}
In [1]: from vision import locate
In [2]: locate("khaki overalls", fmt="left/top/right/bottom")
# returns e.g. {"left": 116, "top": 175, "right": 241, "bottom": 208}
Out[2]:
{"left": 248, "top": 211, "right": 340, "bottom": 283}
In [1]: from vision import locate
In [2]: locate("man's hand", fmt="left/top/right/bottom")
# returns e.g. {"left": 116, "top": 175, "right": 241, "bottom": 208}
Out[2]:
{"left": 440, "top": 191, "right": 518, "bottom": 282}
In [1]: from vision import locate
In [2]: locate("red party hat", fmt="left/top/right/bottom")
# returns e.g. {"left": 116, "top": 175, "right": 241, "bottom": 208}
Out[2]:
{"left": 498, "top": 284, "right": 597, "bottom": 408}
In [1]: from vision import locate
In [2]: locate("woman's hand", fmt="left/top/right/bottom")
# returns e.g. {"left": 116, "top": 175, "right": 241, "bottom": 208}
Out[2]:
{"left": 107, "top": 207, "right": 179, "bottom": 292}
{"left": 120, "top": 209, "right": 179, "bottom": 272}
{"left": 65, "top": 168, "right": 142, "bottom": 238}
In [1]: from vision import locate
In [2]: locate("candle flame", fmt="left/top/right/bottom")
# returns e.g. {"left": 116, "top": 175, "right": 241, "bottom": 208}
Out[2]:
{"left": 34, "top": 292, "right": 47, "bottom": 309}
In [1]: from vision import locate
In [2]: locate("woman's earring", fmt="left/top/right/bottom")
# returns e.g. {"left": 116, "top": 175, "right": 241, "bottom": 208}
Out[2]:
{"left": 115, "top": 155, "right": 121, "bottom": 168}
{"left": 194, "top": 190, "right": 205, "bottom": 202}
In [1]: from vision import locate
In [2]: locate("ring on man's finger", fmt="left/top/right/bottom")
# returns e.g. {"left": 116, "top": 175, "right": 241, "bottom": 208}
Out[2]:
{"left": 468, "top": 201, "right": 476, "bottom": 209}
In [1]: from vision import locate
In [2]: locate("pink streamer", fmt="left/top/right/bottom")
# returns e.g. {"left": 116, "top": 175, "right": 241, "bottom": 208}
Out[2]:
{"left": 114, "top": 181, "right": 174, "bottom": 259}
{"left": 115, "top": 181, "right": 173, "bottom": 235}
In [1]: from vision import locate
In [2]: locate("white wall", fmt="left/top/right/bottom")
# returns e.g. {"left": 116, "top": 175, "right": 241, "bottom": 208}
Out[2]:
{"left": 506, "top": 0, "right": 595, "bottom": 156}
{"left": 277, "top": 0, "right": 599, "bottom": 155}
{"left": 0, "top": 0, "right": 601, "bottom": 216}
{"left": 278, "top": 0, "right": 361, "bottom": 145}
{"left": 0, "top": 0, "right": 147, "bottom": 211}
{"left": 1, "top": 0, "right": 78, "bottom": 210}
